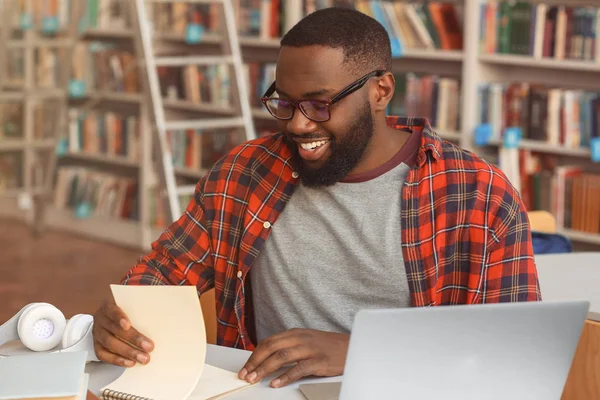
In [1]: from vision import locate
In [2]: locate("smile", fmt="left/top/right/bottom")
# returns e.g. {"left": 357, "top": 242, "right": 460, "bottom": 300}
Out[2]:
{"left": 294, "top": 139, "right": 332, "bottom": 162}
{"left": 299, "top": 140, "right": 330, "bottom": 151}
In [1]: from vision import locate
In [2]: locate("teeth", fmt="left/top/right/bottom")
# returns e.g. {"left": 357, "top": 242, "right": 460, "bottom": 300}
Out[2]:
{"left": 300, "top": 140, "right": 328, "bottom": 150}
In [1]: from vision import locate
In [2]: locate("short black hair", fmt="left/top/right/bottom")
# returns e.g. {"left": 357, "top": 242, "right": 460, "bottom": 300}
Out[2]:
{"left": 280, "top": 7, "right": 392, "bottom": 74}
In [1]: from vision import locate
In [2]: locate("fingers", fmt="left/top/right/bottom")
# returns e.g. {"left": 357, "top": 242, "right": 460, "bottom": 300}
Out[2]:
{"left": 94, "top": 324, "right": 151, "bottom": 366}
{"left": 101, "top": 297, "right": 131, "bottom": 331}
{"left": 244, "top": 345, "right": 309, "bottom": 384}
{"left": 271, "top": 359, "right": 320, "bottom": 388}
{"left": 98, "top": 299, "right": 154, "bottom": 352}
{"left": 239, "top": 330, "right": 303, "bottom": 381}
{"left": 92, "top": 297, "right": 154, "bottom": 367}
{"left": 94, "top": 341, "right": 136, "bottom": 368}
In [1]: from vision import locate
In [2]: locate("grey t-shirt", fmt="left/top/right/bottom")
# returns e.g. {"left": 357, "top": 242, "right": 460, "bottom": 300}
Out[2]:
{"left": 250, "top": 157, "right": 414, "bottom": 342}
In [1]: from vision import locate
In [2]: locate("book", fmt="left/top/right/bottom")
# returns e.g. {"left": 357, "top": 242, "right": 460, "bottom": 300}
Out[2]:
{"left": 100, "top": 285, "right": 253, "bottom": 400}
{"left": 0, "top": 351, "right": 89, "bottom": 400}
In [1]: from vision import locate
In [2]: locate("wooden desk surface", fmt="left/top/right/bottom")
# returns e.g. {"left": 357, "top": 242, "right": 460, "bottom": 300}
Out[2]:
{"left": 562, "top": 320, "right": 600, "bottom": 400}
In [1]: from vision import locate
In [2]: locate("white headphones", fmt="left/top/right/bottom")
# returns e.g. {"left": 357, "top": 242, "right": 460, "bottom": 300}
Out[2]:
{"left": 0, "top": 302, "right": 99, "bottom": 362}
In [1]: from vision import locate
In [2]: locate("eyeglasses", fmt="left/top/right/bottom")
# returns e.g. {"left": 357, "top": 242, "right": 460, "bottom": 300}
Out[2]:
{"left": 260, "top": 70, "right": 386, "bottom": 122}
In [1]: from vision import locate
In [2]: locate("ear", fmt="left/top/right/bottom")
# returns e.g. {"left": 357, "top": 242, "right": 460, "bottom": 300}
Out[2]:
{"left": 371, "top": 72, "right": 395, "bottom": 112}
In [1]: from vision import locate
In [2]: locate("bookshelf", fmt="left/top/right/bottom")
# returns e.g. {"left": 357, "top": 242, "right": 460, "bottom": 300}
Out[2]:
{"left": 2, "top": 0, "right": 598, "bottom": 250}
{"left": 0, "top": 0, "right": 75, "bottom": 225}
{"left": 41, "top": 1, "right": 156, "bottom": 250}
{"left": 465, "top": 0, "right": 600, "bottom": 247}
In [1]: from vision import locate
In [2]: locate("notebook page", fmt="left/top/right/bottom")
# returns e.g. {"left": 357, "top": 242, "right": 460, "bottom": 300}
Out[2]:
{"left": 188, "top": 364, "right": 253, "bottom": 400}
{"left": 102, "top": 285, "right": 207, "bottom": 400}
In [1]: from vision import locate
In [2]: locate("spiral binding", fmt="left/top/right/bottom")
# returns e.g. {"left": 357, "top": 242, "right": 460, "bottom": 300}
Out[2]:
{"left": 102, "top": 388, "right": 154, "bottom": 400}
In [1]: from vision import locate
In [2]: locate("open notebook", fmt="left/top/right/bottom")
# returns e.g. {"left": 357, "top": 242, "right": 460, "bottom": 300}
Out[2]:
{"left": 100, "top": 285, "right": 253, "bottom": 400}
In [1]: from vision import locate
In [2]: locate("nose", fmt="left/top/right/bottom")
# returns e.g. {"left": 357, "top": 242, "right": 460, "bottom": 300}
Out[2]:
{"left": 286, "top": 106, "right": 318, "bottom": 135}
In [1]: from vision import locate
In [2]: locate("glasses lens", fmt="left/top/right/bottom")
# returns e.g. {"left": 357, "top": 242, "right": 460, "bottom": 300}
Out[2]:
{"left": 300, "top": 101, "right": 330, "bottom": 122}
{"left": 264, "top": 99, "right": 294, "bottom": 119}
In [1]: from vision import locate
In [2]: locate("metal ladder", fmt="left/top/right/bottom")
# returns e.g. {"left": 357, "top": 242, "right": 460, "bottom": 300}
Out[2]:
{"left": 131, "top": 0, "right": 257, "bottom": 222}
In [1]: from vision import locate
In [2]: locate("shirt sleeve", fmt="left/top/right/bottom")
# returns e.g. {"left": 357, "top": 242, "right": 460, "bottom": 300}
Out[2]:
{"left": 120, "top": 177, "right": 215, "bottom": 293}
{"left": 480, "top": 179, "right": 542, "bottom": 303}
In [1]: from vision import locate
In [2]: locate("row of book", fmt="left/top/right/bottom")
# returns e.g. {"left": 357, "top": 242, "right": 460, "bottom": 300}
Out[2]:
{"left": 158, "top": 65, "right": 232, "bottom": 107}
{"left": 1, "top": 101, "right": 60, "bottom": 141}
{"left": 167, "top": 128, "right": 247, "bottom": 172}
{"left": 481, "top": 2, "right": 600, "bottom": 61}
{"left": 5, "top": 43, "right": 144, "bottom": 96}
{"left": 149, "top": 2, "right": 230, "bottom": 37}
{"left": 0, "top": 103, "right": 22, "bottom": 140}
{"left": 520, "top": 152, "right": 600, "bottom": 235}
{"left": 0, "top": 150, "right": 49, "bottom": 192}
{"left": 4, "top": 47, "right": 66, "bottom": 89}
{"left": 149, "top": 0, "right": 286, "bottom": 40}
{"left": 247, "top": 63, "right": 276, "bottom": 108}
{"left": 0, "top": 153, "right": 22, "bottom": 191}
{"left": 156, "top": 62, "right": 279, "bottom": 111}
{"left": 477, "top": 83, "right": 600, "bottom": 148}
{"left": 36, "top": 47, "right": 65, "bottom": 88}
{"left": 65, "top": 109, "right": 140, "bottom": 161}
{"left": 8, "top": 0, "right": 126, "bottom": 34}
{"left": 53, "top": 166, "right": 138, "bottom": 221}
{"left": 357, "top": 1, "right": 463, "bottom": 52}
{"left": 389, "top": 73, "right": 461, "bottom": 133}
{"left": 147, "top": 0, "right": 463, "bottom": 51}
{"left": 71, "top": 43, "right": 140, "bottom": 94}
{"left": 81, "top": 0, "right": 128, "bottom": 31}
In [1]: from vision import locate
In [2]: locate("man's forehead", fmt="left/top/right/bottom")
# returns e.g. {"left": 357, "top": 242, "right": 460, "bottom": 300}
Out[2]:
{"left": 275, "top": 46, "right": 350, "bottom": 96}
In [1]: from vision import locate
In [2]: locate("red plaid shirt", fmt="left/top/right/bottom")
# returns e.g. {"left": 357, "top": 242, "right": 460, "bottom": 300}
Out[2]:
{"left": 122, "top": 117, "right": 541, "bottom": 350}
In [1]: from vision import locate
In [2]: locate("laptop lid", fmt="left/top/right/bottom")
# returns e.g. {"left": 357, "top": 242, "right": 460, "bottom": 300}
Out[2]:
{"left": 338, "top": 301, "right": 589, "bottom": 400}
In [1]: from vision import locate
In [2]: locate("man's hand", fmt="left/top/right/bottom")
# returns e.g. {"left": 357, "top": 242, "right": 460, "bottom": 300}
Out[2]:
{"left": 92, "top": 296, "right": 154, "bottom": 367}
{"left": 238, "top": 329, "right": 349, "bottom": 388}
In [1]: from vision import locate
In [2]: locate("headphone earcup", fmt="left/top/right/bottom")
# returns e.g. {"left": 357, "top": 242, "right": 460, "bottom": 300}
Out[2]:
{"left": 62, "top": 314, "right": 93, "bottom": 349}
{"left": 17, "top": 303, "right": 66, "bottom": 352}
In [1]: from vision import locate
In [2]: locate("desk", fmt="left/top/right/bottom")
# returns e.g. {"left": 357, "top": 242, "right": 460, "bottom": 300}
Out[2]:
{"left": 535, "top": 252, "right": 600, "bottom": 400}
{"left": 86, "top": 252, "right": 598, "bottom": 399}
{"left": 536, "top": 252, "right": 600, "bottom": 322}
{"left": 87, "top": 344, "right": 341, "bottom": 399}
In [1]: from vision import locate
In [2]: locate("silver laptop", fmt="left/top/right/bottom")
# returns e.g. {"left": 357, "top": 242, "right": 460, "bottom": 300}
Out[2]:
{"left": 301, "top": 300, "right": 589, "bottom": 400}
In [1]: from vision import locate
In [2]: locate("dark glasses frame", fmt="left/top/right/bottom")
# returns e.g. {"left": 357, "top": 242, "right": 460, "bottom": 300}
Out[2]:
{"left": 260, "top": 69, "right": 386, "bottom": 122}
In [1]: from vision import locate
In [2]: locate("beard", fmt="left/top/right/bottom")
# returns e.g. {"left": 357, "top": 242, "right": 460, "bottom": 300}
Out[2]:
{"left": 287, "top": 102, "right": 374, "bottom": 188}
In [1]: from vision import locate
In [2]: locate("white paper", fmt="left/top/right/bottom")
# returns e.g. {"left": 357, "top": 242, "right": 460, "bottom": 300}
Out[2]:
{"left": 102, "top": 285, "right": 206, "bottom": 400}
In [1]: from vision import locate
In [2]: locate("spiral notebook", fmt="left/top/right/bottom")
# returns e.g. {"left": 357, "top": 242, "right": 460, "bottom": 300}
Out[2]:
{"left": 100, "top": 285, "right": 253, "bottom": 400}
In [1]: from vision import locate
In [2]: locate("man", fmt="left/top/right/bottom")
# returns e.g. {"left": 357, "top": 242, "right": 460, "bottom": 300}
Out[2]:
{"left": 92, "top": 7, "right": 540, "bottom": 389}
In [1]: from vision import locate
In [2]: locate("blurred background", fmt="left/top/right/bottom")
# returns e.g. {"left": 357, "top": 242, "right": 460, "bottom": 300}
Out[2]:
{"left": 0, "top": 0, "right": 599, "bottom": 323}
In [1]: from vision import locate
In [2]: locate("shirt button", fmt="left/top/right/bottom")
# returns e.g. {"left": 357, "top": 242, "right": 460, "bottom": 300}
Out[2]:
{"left": 237, "top": 271, "right": 242, "bottom": 279}
{"left": 292, "top": 171, "right": 299, "bottom": 178}
{"left": 263, "top": 221, "right": 271, "bottom": 229}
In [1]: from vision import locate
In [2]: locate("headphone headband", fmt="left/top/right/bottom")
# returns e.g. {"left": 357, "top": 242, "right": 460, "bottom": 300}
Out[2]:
{"left": 0, "top": 304, "right": 28, "bottom": 345}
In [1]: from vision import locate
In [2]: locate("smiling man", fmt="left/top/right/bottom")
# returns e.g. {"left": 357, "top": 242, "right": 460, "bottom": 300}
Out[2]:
{"left": 92, "top": 7, "right": 540, "bottom": 390}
